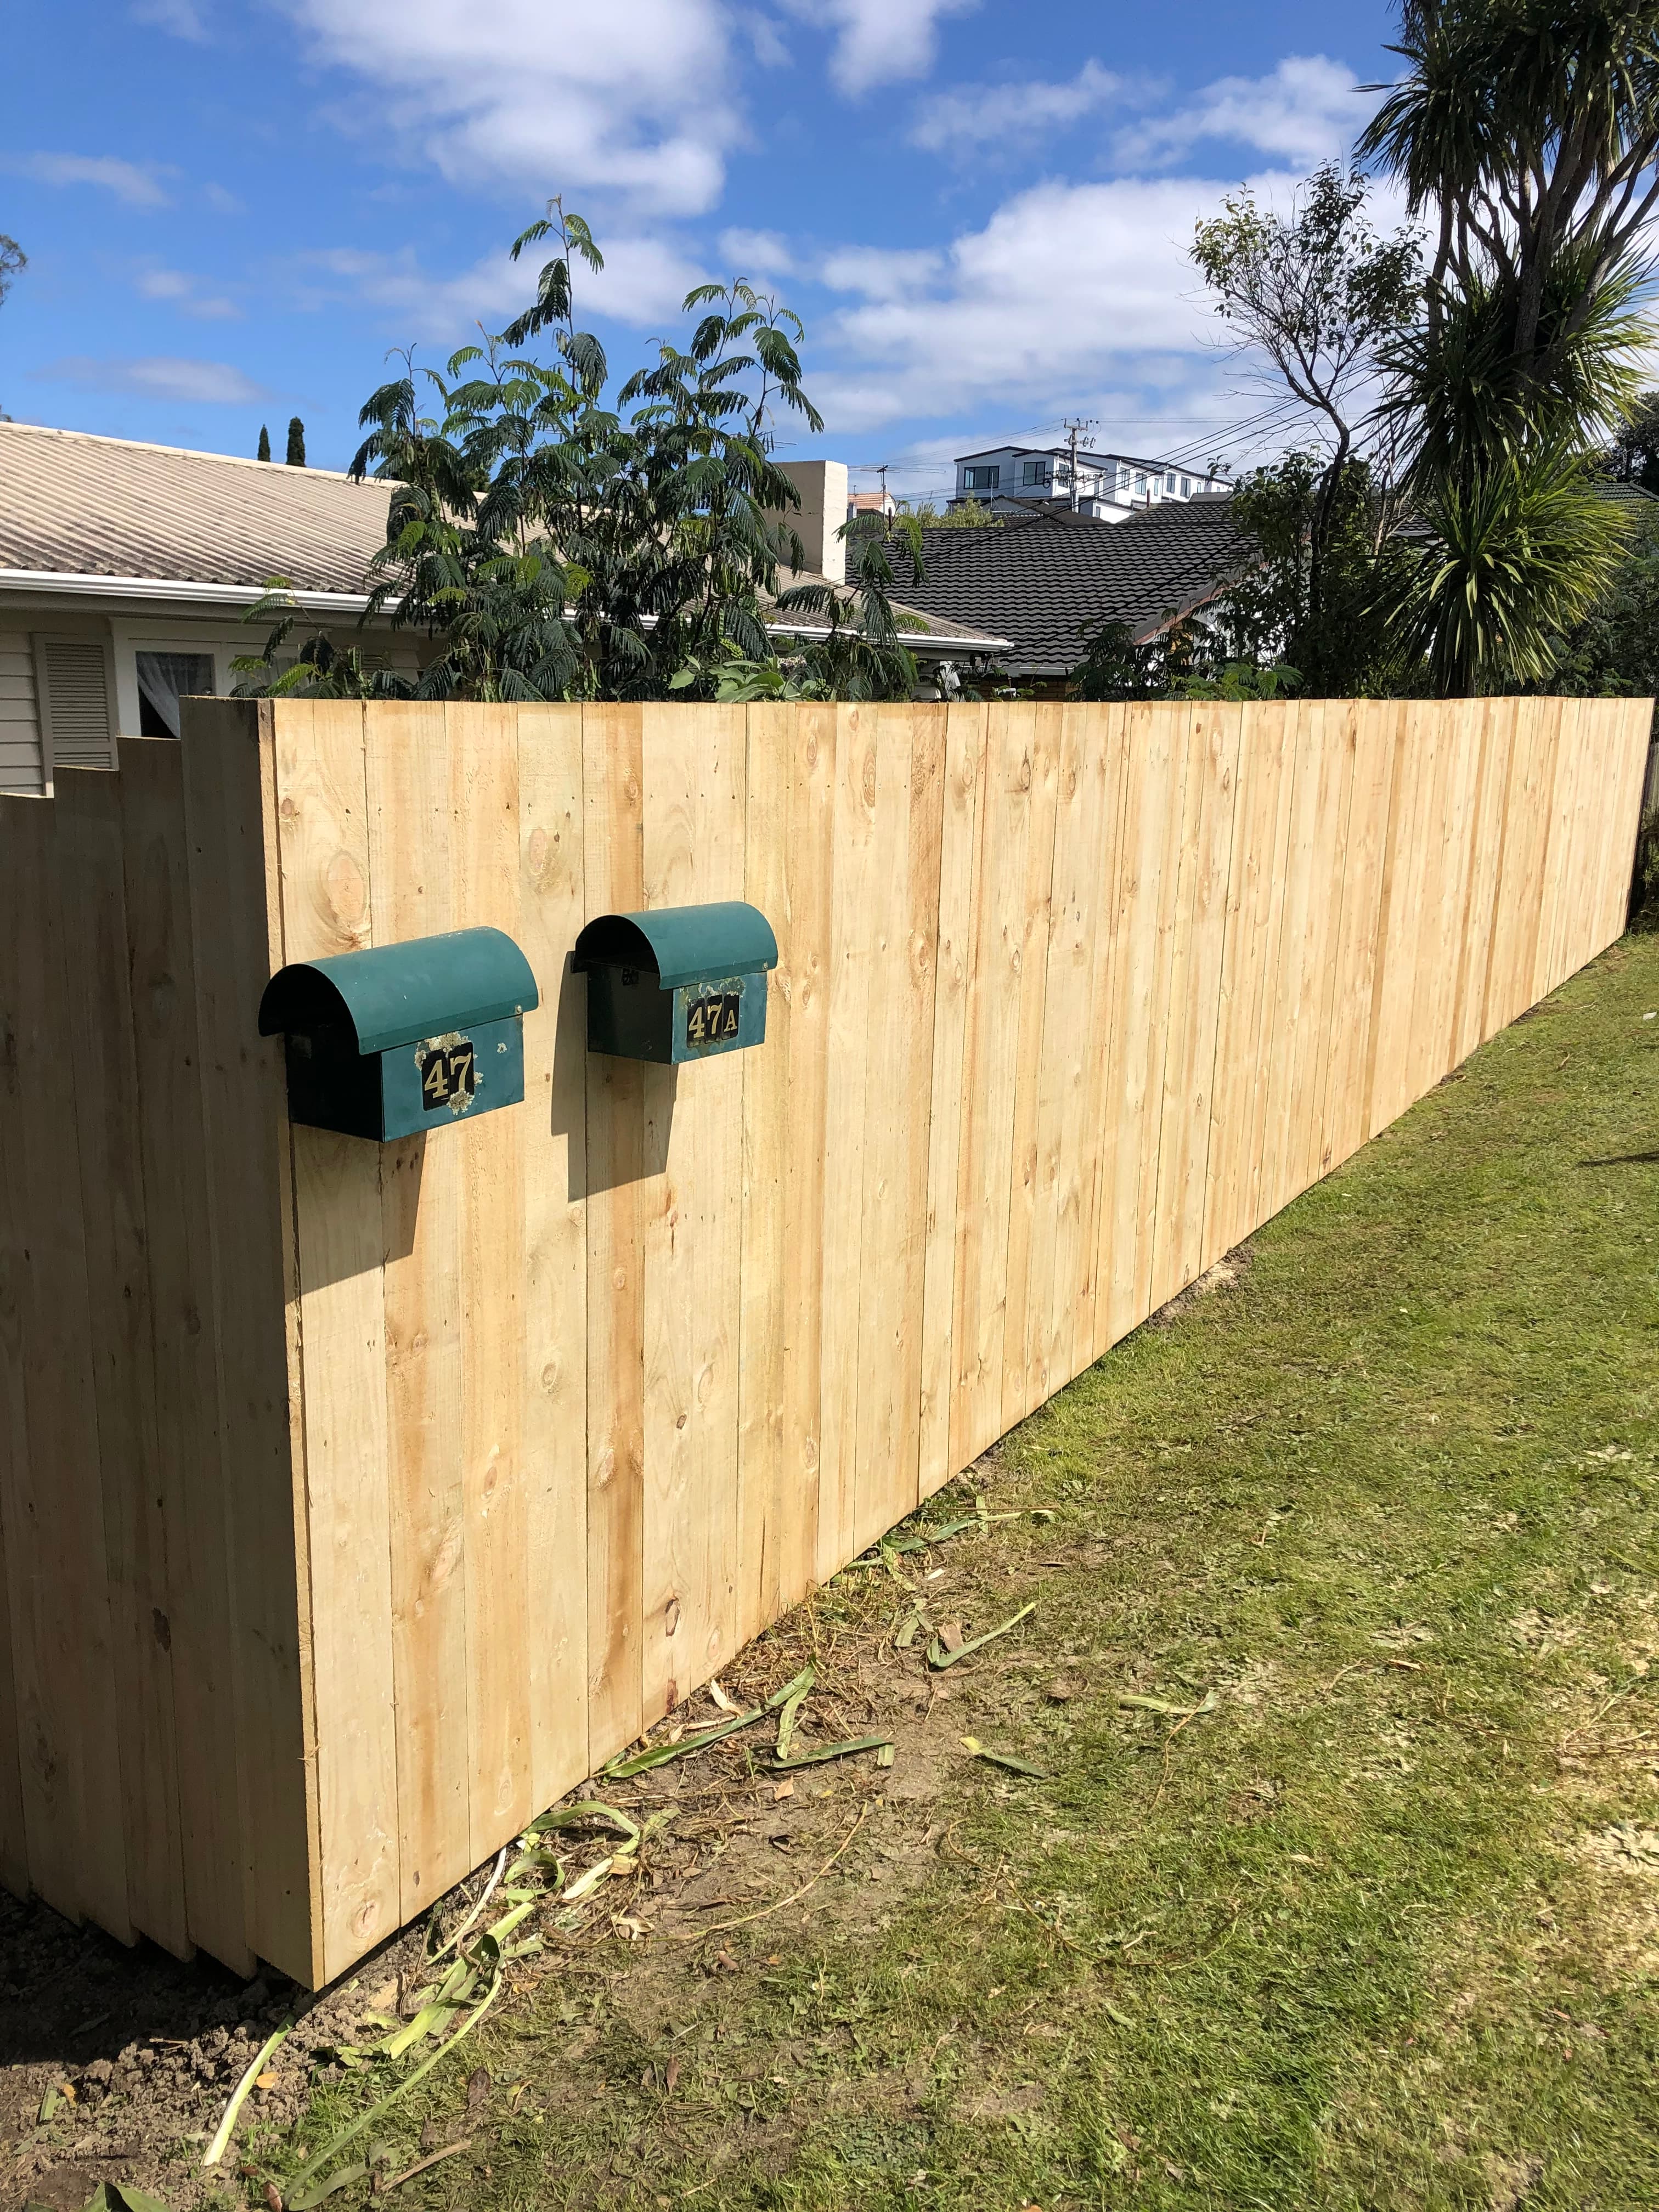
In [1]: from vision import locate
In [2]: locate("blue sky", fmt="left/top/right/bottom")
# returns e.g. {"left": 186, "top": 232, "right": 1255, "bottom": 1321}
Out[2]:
{"left": 2, "top": 0, "right": 1400, "bottom": 500}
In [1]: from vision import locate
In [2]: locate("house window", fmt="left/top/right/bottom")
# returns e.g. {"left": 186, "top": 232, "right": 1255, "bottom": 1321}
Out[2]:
{"left": 1020, "top": 459, "right": 1048, "bottom": 486}
{"left": 1135, "top": 473, "right": 1147, "bottom": 495}
{"left": 136, "top": 651, "right": 216, "bottom": 738}
{"left": 1181, "top": 476, "right": 1192, "bottom": 496}
{"left": 1166, "top": 472, "right": 1177, "bottom": 493}
{"left": 963, "top": 464, "right": 1001, "bottom": 492}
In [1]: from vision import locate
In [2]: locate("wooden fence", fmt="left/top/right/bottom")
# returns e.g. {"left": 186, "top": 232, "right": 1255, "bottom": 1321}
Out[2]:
{"left": 0, "top": 695, "right": 1649, "bottom": 1987}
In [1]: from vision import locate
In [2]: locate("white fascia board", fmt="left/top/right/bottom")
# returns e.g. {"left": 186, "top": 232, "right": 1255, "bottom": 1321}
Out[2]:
{"left": 0, "top": 568, "right": 373, "bottom": 614}
{"left": 0, "top": 568, "right": 1011, "bottom": 654}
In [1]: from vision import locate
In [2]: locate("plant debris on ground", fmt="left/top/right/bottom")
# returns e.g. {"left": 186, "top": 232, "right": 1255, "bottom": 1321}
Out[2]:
{"left": 4, "top": 933, "right": 1658, "bottom": 2210}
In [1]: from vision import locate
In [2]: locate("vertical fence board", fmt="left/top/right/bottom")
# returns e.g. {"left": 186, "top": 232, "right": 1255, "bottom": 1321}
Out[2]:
{"left": 120, "top": 738, "right": 253, "bottom": 1972}
{"left": 1001, "top": 710, "right": 1062, "bottom": 1433}
{"left": 1320, "top": 703, "right": 1393, "bottom": 1179}
{"left": 745, "top": 705, "right": 834, "bottom": 1601}
{"left": 1075, "top": 708, "right": 1133, "bottom": 1357}
{"left": 180, "top": 702, "right": 318, "bottom": 1982}
{"left": 641, "top": 703, "right": 745, "bottom": 1716}
{"left": 918, "top": 707, "right": 982, "bottom": 1498}
{"left": 273, "top": 701, "right": 401, "bottom": 1981}
{"left": 819, "top": 706, "right": 878, "bottom": 1574}
{"left": 951, "top": 702, "right": 1035, "bottom": 1469}
{"left": 851, "top": 709, "right": 915, "bottom": 1556}
{"left": 364, "top": 702, "right": 468, "bottom": 1921}
{"left": 1039, "top": 703, "right": 1110, "bottom": 1393}
{"left": 452, "top": 708, "right": 533, "bottom": 1842}
{"left": 582, "top": 704, "right": 647, "bottom": 1765}
{"left": 1150, "top": 702, "right": 1240, "bottom": 1306}
{"left": 57, "top": 769, "right": 188, "bottom": 1958}
{"left": 0, "top": 792, "right": 130, "bottom": 1938}
{"left": 518, "top": 707, "right": 589, "bottom": 1811}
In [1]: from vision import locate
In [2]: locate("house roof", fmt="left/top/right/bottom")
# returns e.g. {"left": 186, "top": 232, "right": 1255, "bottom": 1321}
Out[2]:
{"left": 887, "top": 494, "right": 1251, "bottom": 678}
{"left": 0, "top": 420, "right": 396, "bottom": 596}
{"left": 0, "top": 420, "right": 1008, "bottom": 656}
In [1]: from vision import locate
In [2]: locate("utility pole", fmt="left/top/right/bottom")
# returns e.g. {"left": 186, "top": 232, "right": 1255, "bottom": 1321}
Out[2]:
{"left": 1060, "top": 417, "right": 1097, "bottom": 512}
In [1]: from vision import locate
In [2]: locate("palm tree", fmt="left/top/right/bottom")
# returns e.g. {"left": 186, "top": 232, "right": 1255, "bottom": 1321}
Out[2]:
{"left": 1361, "top": 0, "right": 1659, "bottom": 691}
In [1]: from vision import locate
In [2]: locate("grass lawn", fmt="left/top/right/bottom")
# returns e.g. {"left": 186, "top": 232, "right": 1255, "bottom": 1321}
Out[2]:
{"left": 269, "top": 933, "right": 1659, "bottom": 2212}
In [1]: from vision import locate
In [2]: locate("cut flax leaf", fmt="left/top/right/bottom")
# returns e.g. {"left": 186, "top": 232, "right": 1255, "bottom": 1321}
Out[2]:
{"left": 602, "top": 1664, "right": 814, "bottom": 1778}
{"left": 960, "top": 1735, "right": 1051, "bottom": 1779}
{"left": 772, "top": 1734, "right": 893, "bottom": 1771}
{"left": 1118, "top": 1690, "right": 1218, "bottom": 1718}
{"left": 202, "top": 2021, "right": 291, "bottom": 2165}
{"left": 774, "top": 1674, "right": 812, "bottom": 1763}
{"left": 283, "top": 1969, "right": 506, "bottom": 2202}
{"left": 927, "top": 1601, "right": 1036, "bottom": 1670}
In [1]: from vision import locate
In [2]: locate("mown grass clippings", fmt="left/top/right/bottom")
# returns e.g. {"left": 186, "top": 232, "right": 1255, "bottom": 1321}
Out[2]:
{"left": 270, "top": 938, "right": 1659, "bottom": 2212}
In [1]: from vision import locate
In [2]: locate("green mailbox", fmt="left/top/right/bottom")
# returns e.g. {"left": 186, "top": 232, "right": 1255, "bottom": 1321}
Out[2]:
{"left": 258, "top": 927, "right": 540, "bottom": 1141}
{"left": 573, "top": 901, "right": 777, "bottom": 1065}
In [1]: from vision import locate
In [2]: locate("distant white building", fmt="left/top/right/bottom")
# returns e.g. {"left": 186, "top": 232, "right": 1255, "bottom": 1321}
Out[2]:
{"left": 951, "top": 444, "right": 1229, "bottom": 524}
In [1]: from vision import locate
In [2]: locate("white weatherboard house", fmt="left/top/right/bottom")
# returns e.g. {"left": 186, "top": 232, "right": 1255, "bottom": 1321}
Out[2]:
{"left": 0, "top": 421, "right": 402, "bottom": 794}
{"left": 0, "top": 432, "right": 1006, "bottom": 795}
{"left": 952, "top": 444, "right": 1229, "bottom": 523}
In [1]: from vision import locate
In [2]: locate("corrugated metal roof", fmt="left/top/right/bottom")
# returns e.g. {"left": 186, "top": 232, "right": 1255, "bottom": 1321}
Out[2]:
{"left": 0, "top": 421, "right": 395, "bottom": 594}
{"left": 0, "top": 420, "right": 1008, "bottom": 651}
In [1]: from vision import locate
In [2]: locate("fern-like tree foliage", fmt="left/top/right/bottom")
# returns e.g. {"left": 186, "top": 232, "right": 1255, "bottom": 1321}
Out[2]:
{"left": 1359, "top": 0, "right": 1659, "bottom": 690}
{"left": 238, "top": 202, "right": 923, "bottom": 704}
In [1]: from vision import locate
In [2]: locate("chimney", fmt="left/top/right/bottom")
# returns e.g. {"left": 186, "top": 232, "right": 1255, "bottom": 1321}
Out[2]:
{"left": 775, "top": 460, "right": 848, "bottom": 585}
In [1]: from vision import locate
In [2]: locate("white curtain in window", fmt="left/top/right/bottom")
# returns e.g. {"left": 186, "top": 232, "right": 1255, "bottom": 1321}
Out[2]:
{"left": 135, "top": 651, "right": 216, "bottom": 738}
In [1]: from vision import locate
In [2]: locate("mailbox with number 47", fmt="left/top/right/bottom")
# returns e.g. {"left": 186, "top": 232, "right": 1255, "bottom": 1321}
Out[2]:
{"left": 574, "top": 900, "right": 777, "bottom": 1064}
{"left": 258, "top": 926, "right": 540, "bottom": 1141}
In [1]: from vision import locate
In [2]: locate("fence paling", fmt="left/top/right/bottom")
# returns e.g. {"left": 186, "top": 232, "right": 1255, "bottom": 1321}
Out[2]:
{"left": 0, "top": 695, "right": 1647, "bottom": 1989}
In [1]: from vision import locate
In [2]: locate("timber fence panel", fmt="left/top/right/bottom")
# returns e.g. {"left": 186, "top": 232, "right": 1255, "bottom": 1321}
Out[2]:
{"left": 2, "top": 693, "right": 1650, "bottom": 1990}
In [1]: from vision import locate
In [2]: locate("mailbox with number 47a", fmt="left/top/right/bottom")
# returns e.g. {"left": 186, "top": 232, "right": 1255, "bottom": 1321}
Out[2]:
{"left": 573, "top": 900, "right": 777, "bottom": 1065}
{"left": 258, "top": 926, "right": 540, "bottom": 1141}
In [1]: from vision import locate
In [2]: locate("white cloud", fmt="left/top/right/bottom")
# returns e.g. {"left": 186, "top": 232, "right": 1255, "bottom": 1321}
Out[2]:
{"left": 1113, "top": 56, "right": 1365, "bottom": 172}
{"left": 820, "top": 244, "right": 944, "bottom": 300}
{"left": 811, "top": 172, "right": 1283, "bottom": 433}
{"left": 42, "top": 356, "right": 268, "bottom": 403}
{"left": 304, "top": 233, "right": 705, "bottom": 336}
{"left": 11, "top": 153, "right": 174, "bottom": 207}
{"left": 911, "top": 59, "right": 1123, "bottom": 155}
{"left": 719, "top": 227, "right": 797, "bottom": 277}
{"left": 274, "top": 0, "right": 741, "bottom": 215}
{"left": 131, "top": 0, "right": 207, "bottom": 37}
{"left": 785, "top": 0, "right": 979, "bottom": 98}
{"left": 136, "top": 266, "right": 242, "bottom": 319}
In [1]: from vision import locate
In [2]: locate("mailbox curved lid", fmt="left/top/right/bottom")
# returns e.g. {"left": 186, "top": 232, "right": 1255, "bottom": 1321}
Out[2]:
{"left": 573, "top": 900, "right": 778, "bottom": 990}
{"left": 258, "top": 926, "right": 540, "bottom": 1054}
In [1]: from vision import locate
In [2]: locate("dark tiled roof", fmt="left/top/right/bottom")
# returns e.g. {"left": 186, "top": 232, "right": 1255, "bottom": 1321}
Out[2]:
{"left": 887, "top": 495, "right": 1252, "bottom": 678}
{"left": 1595, "top": 479, "right": 1659, "bottom": 509}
